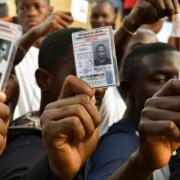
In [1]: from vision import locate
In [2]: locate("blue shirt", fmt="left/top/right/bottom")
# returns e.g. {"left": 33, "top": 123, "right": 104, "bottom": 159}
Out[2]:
{"left": 86, "top": 118, "right": 139, "bottom": 180}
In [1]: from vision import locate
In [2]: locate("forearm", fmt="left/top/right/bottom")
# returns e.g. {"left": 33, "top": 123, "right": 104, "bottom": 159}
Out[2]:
{"left": 108, "top": 149, "right": 153, "bottom": 180}
{"left": 14, "top": 26, "right": 40, "bottom": 65}
{"left": 115, "top": 13, "right": 142, "bottom": 68}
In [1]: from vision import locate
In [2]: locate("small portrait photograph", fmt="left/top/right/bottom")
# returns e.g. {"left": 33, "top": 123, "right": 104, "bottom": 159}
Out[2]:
{"left": 92, "top": 40, "right": 111, "bottom": 66}
{"left": 0, "top": 38, "right": 12, "bottom": 63}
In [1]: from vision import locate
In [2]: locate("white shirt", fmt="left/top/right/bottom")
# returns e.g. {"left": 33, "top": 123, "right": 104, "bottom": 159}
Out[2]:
{"left": 14, "top": 47, "right": 40, "bottom": 119}
{"left": 99, "top": 86, "right": 126, "bottom": 136}
{"left": 156, "top": 21, "right": 173, "bottom": 43}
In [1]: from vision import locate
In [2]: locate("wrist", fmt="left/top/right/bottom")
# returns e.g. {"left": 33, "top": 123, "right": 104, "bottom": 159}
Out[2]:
{"left": 124, "top": 12, "right": 142, "bottom": 32}
{"left": 29, "top": 26, "right": 41, "bottom": 41}
{"left": 48, "top": 157, "right": 73, "bottom": 180}
{"left": 129, "top": 149, "right": 153, "bottom": 177}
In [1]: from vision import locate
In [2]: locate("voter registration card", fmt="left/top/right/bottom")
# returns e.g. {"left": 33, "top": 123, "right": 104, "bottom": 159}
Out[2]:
{"left": 0, "top": 20, "right": 22, "bottom": 90}
{"left": 72, "top": 26, "right": 119, "bottom": 88}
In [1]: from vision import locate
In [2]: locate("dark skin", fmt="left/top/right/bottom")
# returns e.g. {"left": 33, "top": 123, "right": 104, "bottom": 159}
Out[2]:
{"left": 115, "top": 0, "right": 180, "bottom": 68}
{"left": 41, "top": 75, "right": 100, "bottom": 180}
{"left": 36, "top": 53, "right": 77, "bottom": 115}
{"left": 16, "top": 0, "right": 52, "bottom": 33}
{"left": 14, "top": 0, "right": 73, "bottom": 65}
{"left": 40, "top": 49, "right": 180, "bottom": 179}
{"left": 37, "top": 0, "right": 180, "bottom": 178}
{"left": 36, "top": 51, "right": 105, "bottom": 179}
{"left": 90, "top": 1, "right": 117, "bottom": 29}
{"left": 109, "top": 50, "right": 180, "bottom": 180}
{"left": 36, "top": 52, "right": 106, "bottom": 116}
{"left": 123, "top": 51, "right": 180, "bottom": 124}
{"left": 4, "top": 73, "right": 19, "bottom": 124}
{"left": 110, "top": 79, "right": 180, "bottom": 180}
{"left": 125, "top": 28, "right": 158, "bottom": 56}
{"left": 119, "top": 28, "right": 158, "bottom": 100}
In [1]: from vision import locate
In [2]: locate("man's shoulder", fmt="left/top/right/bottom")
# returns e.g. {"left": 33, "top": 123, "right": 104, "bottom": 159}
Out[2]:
{"left": 96, "top": 118, "right": 139, "bottom": 153}
{"left": 86, "top": 119, "right": 139, "bottom": 179}
{"left": 96, "top": 118, "right": 139, "bottom": 155}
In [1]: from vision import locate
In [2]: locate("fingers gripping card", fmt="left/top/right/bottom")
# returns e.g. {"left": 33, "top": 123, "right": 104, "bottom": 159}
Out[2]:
{"left": 72, "top": 26, "right": 119, "bottom": 88}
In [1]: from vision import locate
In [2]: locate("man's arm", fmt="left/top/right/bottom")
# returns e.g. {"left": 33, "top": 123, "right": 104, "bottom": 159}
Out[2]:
{"left": 109, "top": 79, "right": 180, "bottom": 180}
{"left": 115, "top": 0, "right": 179, "bottom": 68}
{"left": 14, "top": 11, "right": 73, "bottom": 65}
{"left": 39, "top": 75, "right": 100, "bottom": 180}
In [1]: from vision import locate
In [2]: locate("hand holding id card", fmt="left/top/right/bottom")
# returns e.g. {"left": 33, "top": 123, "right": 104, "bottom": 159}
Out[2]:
{"left": 72, "top": 26, "right": 119, "bottom": 88}
{"left": 0, "top": 21, "right": 22, "bottom": 90}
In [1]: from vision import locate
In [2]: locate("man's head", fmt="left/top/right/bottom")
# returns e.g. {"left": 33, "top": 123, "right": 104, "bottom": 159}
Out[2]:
{"left": 96, "top": 44, "right": 106, "bottom": 61}
{"left": 90, "top": 0, "right": 117, "bottom": 29}
{"left": 15, "top": 0, "right": 53, "bottom": 32}
{"left": 0, "top": 39, "right": 9, "bottom": 61}
{"left": 36, "top": 28, "right": 106, "bottom": 113}
{"left": 120, "top": 28, "right": 158, "bottom": 70}
{"left": 125, "top": 28, "right": 158, "bottom": 56}
{"left": 121, "top": 42, "right": 180, "bottom": 117}
{"left": 36, "top": 28, "right": 80, "bottom": 109}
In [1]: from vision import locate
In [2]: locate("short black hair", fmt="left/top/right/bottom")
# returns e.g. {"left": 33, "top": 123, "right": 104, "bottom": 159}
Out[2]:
{"left": 38, "top": 28, "right": 84, "bottom": 72}
{"left": 122, "top": 42, "right": 178, "bottom": 82}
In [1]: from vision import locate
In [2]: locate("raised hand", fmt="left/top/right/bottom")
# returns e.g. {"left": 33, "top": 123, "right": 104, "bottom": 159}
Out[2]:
{"left": 139, "top": 79, "right": 180, "bottom": 171}
{"left": 41, "top": 75, "right": 101, "bottom": 179}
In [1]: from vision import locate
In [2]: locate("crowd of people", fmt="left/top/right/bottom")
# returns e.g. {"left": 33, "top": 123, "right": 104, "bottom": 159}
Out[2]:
{"left": 1, "top": 0, "right": 180, "bottom": 179}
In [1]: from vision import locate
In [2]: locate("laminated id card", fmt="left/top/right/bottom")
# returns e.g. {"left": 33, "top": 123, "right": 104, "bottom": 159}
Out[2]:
{"left": 72, "top": 26, "right": 119, "bottom": 88}
{"left": 0, "top": 21, "right": 22, "bottom": 90}
{"left": 71, "top": 0, "right": 89, "bottom": 23}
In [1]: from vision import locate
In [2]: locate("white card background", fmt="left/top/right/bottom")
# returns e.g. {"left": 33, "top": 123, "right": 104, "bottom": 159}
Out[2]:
{"left": 71, "top": 0, "right": 89, "bottom": 23}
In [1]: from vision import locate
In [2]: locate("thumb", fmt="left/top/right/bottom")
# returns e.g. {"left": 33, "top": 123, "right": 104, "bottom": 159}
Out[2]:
{"left": 58, "top": 75, "right": 95, "bottom": 99}
{"left": 0, "top": 92, "right": 6, "bottom": 103}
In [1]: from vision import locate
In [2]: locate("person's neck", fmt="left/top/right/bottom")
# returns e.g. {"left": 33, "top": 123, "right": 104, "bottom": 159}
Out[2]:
{"left": 39, "top": 98, "right": 48, "bottom": 115}
{"left": 39, "top": 93, "right": 58, "bottom": 115}
{"left": 123, "top": 99, "right": 140, "bottom": 124}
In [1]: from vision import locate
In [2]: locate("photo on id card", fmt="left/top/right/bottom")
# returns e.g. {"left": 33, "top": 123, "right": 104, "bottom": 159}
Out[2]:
{"left": 0, "top": 37, "right": 13, "bottom": 86}
{"left": 0, "top": 20, "right": 22, "bottom": 90}
{"left": 72, "top": 26, "right": 119, "bottom": 88}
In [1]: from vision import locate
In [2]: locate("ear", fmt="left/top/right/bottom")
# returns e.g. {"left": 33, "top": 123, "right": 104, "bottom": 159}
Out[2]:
{"left": 120, "top": 80, "right": 133, "bottom": 100}
{"left": 35, "top": 68, "right": 52, "bottom": 91}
